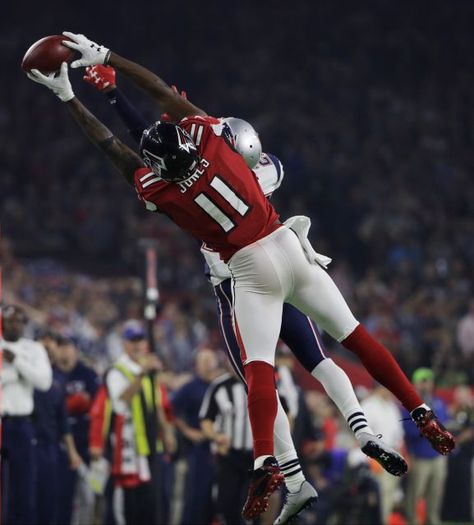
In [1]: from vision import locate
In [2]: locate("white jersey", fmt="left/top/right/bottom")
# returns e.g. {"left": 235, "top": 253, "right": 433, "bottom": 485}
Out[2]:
{"left": 1, "top": 337, "right": 52, "bottom": 416}
{"left": 201, "top": 152, "right": 284, "bottom": 286}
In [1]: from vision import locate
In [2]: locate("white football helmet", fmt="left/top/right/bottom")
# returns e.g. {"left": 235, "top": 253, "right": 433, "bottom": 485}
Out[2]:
{"left": 221, "top": 117, "right": 262, "bottom": 169}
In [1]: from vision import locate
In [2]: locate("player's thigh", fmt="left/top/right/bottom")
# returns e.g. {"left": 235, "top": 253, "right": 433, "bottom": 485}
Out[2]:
{"left": 280, "top": 303, "right": 327, "bottom": 371}
{"left": 289, "top": 261, "right": 359, "bottom": 342}
{"left": 229, "top": 228, "right": 301, "bottom": 302}
{"left": 229, "top": 237, "right": 287, "bottom": 366}
{"left": 232, "top": 282, "right": 284, "bottom": 366}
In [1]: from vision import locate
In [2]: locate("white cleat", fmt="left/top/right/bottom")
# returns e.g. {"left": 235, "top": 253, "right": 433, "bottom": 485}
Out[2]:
{"left": 274, "top": 480, "right": 318, "bottom": 524}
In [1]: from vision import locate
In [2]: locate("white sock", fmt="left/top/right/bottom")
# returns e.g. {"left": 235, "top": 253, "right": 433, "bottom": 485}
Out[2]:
{"left": 254, "top": 455, "right": 272, "bottom": 469}
{"left": 274, "top": 394, "right": 305, "bottom": 493}
{"left": 410, "top": 403, "right": 430, "bottom": 415}
{"left": 312, "top": 359, "right": 374, "bottom": 439}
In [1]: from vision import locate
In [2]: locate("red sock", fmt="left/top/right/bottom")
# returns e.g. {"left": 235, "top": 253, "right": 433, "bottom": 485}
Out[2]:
{"left": 342, "top": 324, "right": 423, "bottom": 411}
{"left": 245, "top": 360, "right": 277, "bottom": 458}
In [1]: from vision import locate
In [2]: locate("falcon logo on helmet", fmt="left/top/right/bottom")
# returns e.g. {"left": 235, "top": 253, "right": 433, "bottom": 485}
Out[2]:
{"left": 141, "top": 149, "right": 168, "bottom": 177}
{"left": 176, "top": 126, "right": 197, "bottom": 154}
{"left": 139, "top": 121, "right": 199, "bottom": 183}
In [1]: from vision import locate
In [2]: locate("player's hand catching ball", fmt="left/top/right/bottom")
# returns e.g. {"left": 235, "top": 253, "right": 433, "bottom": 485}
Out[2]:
{"left": 83, "top": 65, "right": 116, "bottom": 92}
{"left": 62, "top": 32, "right": 110, "bottom": 68}
{"left": 26, "top": 62, "right": 74, "bottom": 102}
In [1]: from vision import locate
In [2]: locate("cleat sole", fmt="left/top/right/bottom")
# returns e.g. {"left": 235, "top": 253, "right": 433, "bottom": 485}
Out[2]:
{"left": 284, "top": 496, "right": 318, "bottom": 525}
{"left": 362, "top": 441, "right": 408, "bottom": 477}
{"left": 244, "top": 473, "right": 284, "bottom": 519}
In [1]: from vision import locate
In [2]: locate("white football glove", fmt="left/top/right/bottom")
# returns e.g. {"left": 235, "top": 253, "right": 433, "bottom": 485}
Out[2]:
{"left": 27, "top": 62, "right": 75, "bottom": 102}
{"left": 62, "top": 31, "right": 110, "bottom": 69}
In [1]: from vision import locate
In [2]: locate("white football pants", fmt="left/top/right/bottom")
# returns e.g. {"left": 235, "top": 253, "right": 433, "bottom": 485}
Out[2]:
{"left": 228, "top": 226, "right": 359, "bottom": 366}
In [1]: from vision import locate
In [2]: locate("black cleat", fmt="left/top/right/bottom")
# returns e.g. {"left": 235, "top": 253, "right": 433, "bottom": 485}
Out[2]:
{"left": 360, "top": 433, "right": 408, "bottom": 476}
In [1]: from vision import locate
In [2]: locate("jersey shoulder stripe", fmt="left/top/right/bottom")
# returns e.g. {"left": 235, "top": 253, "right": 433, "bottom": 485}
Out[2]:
{"left": 180, "top": 115, "right": 220, "bottom": 126}
{"left": 253, "top": 152, "right": 285, "bottom": 196}
{"left": 266, "top": 153, "right": 284, "bottom": 185}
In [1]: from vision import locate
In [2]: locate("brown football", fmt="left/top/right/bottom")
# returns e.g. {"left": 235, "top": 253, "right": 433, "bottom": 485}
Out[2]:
{"left": 21, "top": 35, "right": 75, "bottom": 73}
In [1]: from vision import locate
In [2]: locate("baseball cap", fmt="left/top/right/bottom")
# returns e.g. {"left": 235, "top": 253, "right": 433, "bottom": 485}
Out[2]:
{"left": 122, "top": 320, "right": 146, "bottom": 341}
{"left": 412, "top": 367, "right": 434, "bottom": 384}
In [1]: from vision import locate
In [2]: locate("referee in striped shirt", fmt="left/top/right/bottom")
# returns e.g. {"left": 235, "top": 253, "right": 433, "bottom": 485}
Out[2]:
{"left": 200, "top": 366, "right": 253, "bottom": 525}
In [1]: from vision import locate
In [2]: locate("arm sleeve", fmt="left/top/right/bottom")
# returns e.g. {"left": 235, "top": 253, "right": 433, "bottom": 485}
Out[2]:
{"left": 106, "top": 88, "right": 149, "bottom": 144}
{"left": 171, "top": 383, "right": 191, "bottom": 418}
{"left": 89, "top": 386, "right": 108, "bottom": 450}
{"left": 1, "top": 365, "right": 19, "bottom": 385}
{"left": 13, "top": 341, "right": 52, "bottom": 391}
{"left": 254, "top": 153, "right": 285, "bottom": 197}
{"left": 105, "top": 369, "right": 130, "bottom": 415}
{"left": 87, "top": 369, "right": 101, "bottom": 399}
{"left": 266, "top": 153, "right": 284, "bottom": 190}
{"left": 57, "top": 392, "right": 71, "bottom": 436}
{"left": 199, "top": 384, "right": 219, "bottom": 421}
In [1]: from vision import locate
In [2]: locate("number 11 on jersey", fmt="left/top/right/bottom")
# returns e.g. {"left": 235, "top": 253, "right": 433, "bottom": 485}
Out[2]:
{"left": 194, "top": 176, "right": 249, "bottom": 232}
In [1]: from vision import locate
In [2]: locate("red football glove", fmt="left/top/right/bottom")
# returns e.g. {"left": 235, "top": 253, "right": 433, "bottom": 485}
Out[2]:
{"left": 160, "top": 84, "right": 188, "bottom": 121}
{"left": 83, "top": 65, "right": 116, "bottom": 92}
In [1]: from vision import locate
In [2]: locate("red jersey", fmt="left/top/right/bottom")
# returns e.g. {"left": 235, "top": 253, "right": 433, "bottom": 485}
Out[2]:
{"left": 134, "top": 116, "right": 280, "bottom": 261}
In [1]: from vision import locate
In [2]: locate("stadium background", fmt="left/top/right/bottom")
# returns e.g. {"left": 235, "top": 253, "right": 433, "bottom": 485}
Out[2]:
{"left": 1, "top": 1, "right": 474, "bottom": 524}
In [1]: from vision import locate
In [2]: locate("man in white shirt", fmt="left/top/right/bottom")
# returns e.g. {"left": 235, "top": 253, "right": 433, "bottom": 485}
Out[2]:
{"left": 1, "top": 305, "right": 52, "bottom": 525}
{"left": 362, "top": 384, "right": 405, "bottom": 524}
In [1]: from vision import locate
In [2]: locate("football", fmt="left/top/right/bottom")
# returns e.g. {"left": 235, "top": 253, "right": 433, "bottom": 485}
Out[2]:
{"left": 21, "top": 35, "right": 75, "bottom": 73}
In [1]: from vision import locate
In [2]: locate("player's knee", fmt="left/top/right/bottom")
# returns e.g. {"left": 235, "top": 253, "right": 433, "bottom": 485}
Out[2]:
{"left": 335, "top": 320, "right": 361, "bottom": 343}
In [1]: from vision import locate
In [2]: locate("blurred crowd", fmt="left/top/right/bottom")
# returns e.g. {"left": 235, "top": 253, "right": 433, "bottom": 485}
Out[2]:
{"left": 1, "top": 2, "right": 473, "bottom": 381}
{"left": 3, "top": 225, "right": 474, "bottom": 386}
{"left": 1, "top": 1, "right": 474, "bottom": 524}
{"left": 1, "top": 309, "right": 474, "bottom": 525}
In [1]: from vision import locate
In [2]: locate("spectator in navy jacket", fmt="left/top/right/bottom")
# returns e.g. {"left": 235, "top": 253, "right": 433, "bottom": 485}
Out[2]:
{"left": 34, "top": 331, "right": 83, "bottom": 525}
{"left": 171, "top": 349, "right": 220, "bottom": 525}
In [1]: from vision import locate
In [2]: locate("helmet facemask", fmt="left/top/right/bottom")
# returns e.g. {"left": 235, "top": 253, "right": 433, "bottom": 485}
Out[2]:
{"left": 140, "top": 122, "right": 199, "bottom": 183}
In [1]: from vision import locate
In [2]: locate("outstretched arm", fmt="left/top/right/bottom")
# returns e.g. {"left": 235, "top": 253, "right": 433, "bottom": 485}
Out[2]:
{"left": 84, "top": 66, "right": 191, "bottom": 141}
{"left": 66, "top": 98, "right": 144, "bottom": 184}
{"left": 109, "top": 52, "right": 206, "bottom": 120}
{"left": 83, "top": 65, "right": 149, "bottom": 144}
{"left": 26, "top": 63, "right": 144, "bottom": 185}
{"left": 63, "top": 32, "right": 207, "bottom": 121}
